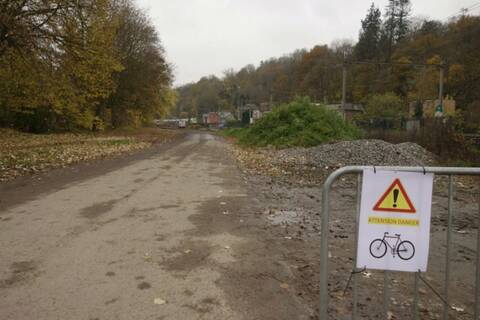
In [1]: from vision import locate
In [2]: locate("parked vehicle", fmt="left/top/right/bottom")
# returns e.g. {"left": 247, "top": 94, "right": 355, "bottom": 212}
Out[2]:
{"left": 178, "top": 119, "right": 187, "bottom": 128}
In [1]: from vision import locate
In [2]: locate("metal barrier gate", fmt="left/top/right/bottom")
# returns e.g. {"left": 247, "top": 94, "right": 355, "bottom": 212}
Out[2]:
{"left": 319, "top": 166, "right": 480, "bottom": 320}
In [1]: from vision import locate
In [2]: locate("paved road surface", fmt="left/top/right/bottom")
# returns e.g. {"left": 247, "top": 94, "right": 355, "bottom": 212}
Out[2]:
{"left": 0, "top": 133, "right": 309, "bottom": 320}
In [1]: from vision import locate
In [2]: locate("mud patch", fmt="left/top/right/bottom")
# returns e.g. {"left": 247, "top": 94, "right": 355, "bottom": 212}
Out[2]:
{"left": 138, "top": 205, "right": 177, "bottom": 212}
{"left": 105, "top": 297, "right": 119, "bottom": 305}
{"left": 183, "top": 297, "right": 220, "bottom": 314}
{"left": 158, "top": 204, "right": 180, "bottom": 209}
{"left": 188, "top": 196, "right": 249, "bottom": 237}
{"left": 80, "top": 199, "right": 117, "bottom": 218}
{"left": 137, "top": 281, "right": 151, "bottom": 290}
{"left": 104, "top": 239, "right": 117, "bottom": 246}
{"left": 105, "top": 271, "right": 115, "bottom": 277}
{"left": 146, "top": 175, "right": 160, "bottom": 184}
{"left": 155, "top": 234, "right": 166, "bottom": 242}
{"left": 134, "top": 168, "right": 151, "bottom": 175}
{"left": 133, "top": 178, "right": 144, "bottom": 183}
{"left": 0, "top": 260, "right": 37, "bottom": 288}
{"left": 124, "top": 206, "right": 172, "bottom": 220}
{"left": 122, "top": 188, "right": 140, "bottom": 200}
{"left": 98, "top": 218, "right": 118, "bottom": 226}
{"left": 160, "top": 240, "right": 213, "bottom": 273}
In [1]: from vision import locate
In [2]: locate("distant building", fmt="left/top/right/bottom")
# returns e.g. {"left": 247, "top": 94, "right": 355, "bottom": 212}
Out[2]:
{"left": 218, "top": 111, "right": 235, "bottom": 122}
{"left": 243, "top": 103, "right": 258, "bottom": 112}
{"left": 409, "top": 97, "right": 456, "bottom": 118}
{"left": 235, "top": 103, "right": 272, "bottom": 124}
{"left": 202, "top": 112, "right": 221, "bottom": 127}
{"left": 259, "top": 102, "right": 272, "bottom": 112}
{"left": 251, "top": 110, "right": 262, "bottom": 123}
{"left": 325, "top": 103, "right": 365, "bottom": 121}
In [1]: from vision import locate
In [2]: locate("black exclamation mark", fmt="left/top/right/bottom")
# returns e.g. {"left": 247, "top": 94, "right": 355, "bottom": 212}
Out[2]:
{"left": 393, "top": 189, "right": 399, "bottom": 208}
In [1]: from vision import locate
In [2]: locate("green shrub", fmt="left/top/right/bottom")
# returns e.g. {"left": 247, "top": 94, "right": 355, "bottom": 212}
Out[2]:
{"left": 221, "top": 128, "right": 246, "bottom": 139}
{"left": 225, "top": 120, "right": 243, "bottom": 128}
{"left": 227, "top": 97, "right": 360, "bottom": 148}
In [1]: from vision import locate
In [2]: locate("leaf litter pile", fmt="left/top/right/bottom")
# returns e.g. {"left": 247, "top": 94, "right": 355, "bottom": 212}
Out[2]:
{"left": 0, "top": 128, "right": 177, "bottom": 182}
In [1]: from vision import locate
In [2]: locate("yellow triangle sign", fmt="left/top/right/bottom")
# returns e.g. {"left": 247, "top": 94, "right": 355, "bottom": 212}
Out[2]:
{"left": 373, "top": 179, "right": 416, "bottom": 213}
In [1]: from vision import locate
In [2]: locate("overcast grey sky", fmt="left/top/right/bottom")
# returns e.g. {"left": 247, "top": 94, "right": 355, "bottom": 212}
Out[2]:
{"left": 134, "top": 0, "right": 476, "bottom": 86}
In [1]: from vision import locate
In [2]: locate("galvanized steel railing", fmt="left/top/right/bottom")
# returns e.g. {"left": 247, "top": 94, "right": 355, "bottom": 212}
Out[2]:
{"left": 319, "top": 166, "right": 480, "bottom": 320}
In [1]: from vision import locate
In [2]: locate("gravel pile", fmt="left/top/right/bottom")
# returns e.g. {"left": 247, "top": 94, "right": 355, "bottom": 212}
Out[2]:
{"left": 232, "top": 139, "right": 436, "bottom": 185}
{"left": 276, "top": 139, "right": 435, "bottom": 168}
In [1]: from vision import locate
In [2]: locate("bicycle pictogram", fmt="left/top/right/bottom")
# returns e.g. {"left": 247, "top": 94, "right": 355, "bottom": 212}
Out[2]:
{"left": 369, "top": 232, "right": 415, "bottom": 260}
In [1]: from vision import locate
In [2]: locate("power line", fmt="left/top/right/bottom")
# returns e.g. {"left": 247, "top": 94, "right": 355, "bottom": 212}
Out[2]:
{"left": 469, "top": 5, "right": 480, "bottom": 14}
{"left": 346, "top": 60, "right": 443, "bottom": 68}
{"left": 447, "top": 1, "right": 480, "bottom": 19}
{"left": 466, "top": 2, "right": 480, "bottom": 10}
{"left": 449, "top": 2, "right": 480, "bottom": 17}
{"left": 466, "top": 3, "right": 480, "bottom": 13}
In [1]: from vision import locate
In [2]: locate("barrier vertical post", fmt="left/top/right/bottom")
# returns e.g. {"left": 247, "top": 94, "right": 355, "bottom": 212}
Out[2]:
{"left": 475, "top": 184, "right": 480, "bottom": 320}
{"left": 384, "top": 271, "right": 391, "bottom": 319}
{"left": 443, "top": 175, "right": 454, "bottom": 320}
{"left": 319, "top": 173, "right": 332, "bottom": 320}
{"left": 413, "top": 271, "right": 420, "bottom": 319}
{"left": 352, "top": 174, "right": 362, "bottom": 319}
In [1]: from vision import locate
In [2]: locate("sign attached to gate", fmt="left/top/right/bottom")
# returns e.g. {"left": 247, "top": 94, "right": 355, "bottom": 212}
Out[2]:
{"left": 356, "top": 169, "right": 434, "bottom": 272}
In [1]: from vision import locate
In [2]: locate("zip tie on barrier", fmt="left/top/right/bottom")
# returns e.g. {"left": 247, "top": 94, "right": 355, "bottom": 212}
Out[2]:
{"left": 373, "top": 166, "right": 377, "bottom": 174}
{"left": 343, "top": 266, "right": 366, "bottom": 296}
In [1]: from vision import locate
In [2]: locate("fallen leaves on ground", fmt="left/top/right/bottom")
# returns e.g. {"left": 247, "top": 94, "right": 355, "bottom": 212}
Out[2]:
{"left": 0, "top": 128, "right": 178, "bottom": 182}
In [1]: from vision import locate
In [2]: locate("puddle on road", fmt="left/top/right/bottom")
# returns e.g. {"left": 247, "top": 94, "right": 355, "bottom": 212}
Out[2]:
{"left": 0, "top": 260, "right": 37, "bottom": 288}
{"left": 80, "top": 199, "right": 117, "bottom": 218}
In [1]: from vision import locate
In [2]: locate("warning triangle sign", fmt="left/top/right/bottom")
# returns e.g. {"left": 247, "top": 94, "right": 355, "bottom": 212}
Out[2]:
{"left": 373, "top": 179, "right": 416, "bottom": 213}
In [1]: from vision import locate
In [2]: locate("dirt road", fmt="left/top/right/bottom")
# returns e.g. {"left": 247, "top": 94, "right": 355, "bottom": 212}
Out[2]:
{"left": 0, "top": 133, "right": 312, "bottom": 320}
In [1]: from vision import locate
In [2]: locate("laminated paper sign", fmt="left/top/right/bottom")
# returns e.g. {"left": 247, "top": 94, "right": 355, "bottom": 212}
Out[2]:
{"left": 356, "top": 169, "right": 434, "bottom": 272}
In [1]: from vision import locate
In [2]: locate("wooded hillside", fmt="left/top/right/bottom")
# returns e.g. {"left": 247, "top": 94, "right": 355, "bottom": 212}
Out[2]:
{"left": 0, "top": 0, "right": 175, "bottom": 132}
{"left": 175, "top": 0, "right": 480, "bottom": 131}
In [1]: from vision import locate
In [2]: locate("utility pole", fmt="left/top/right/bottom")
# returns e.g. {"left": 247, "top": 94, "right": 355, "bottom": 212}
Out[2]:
{"left": 439, "top": 65, "right": 444, "bottom": 107}
{"left": 435, "top": 64, "right": 445, "bottom": 117}
{"left": 341, "top": 63, "right": 347, "bottom": 108}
